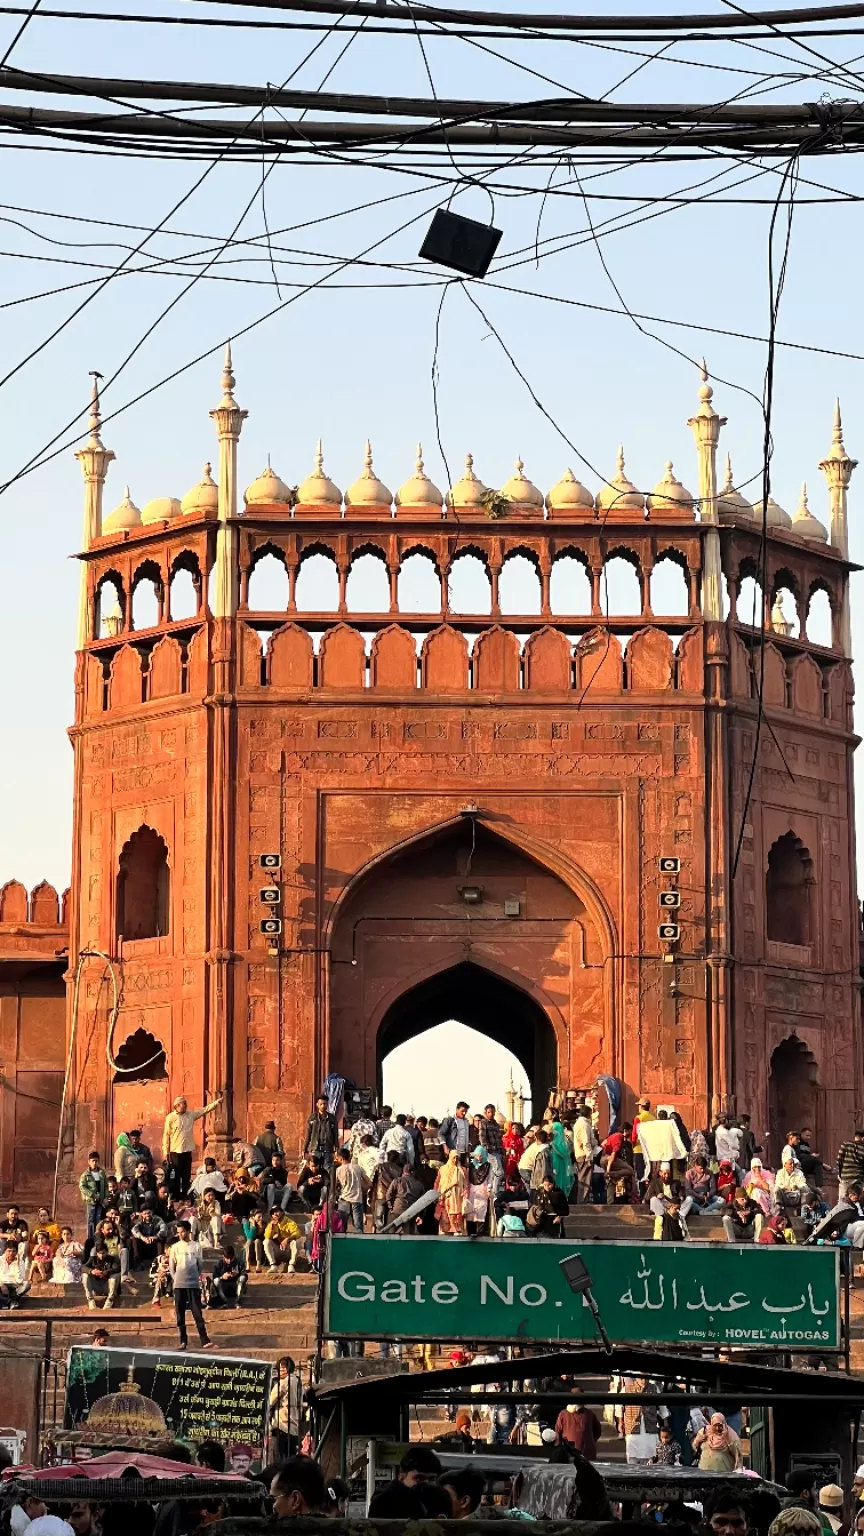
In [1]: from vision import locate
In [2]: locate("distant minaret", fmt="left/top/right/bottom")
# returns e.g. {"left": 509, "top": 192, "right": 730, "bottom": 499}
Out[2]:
{"left": 688, "top": 361, "right": 726, "bottom": 621}
{"left": 74, "top": 374, "right": 114, "bottom": 648}
{"left": 819, "top": 400, "right": 856, "bottom": 656}
{"left": 209, "top": 343, "right": 247, "bottom": 618}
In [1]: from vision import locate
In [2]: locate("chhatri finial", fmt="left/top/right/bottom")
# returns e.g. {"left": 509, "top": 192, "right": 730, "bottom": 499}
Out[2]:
{"left": 799, "top": 481, "right": 810, "bottom": 513}
{"left": 723, "top": 452, "right": 735, "bottom": 491}
{"left": 615, "top": 444, "right": 625, "bottom": 476}
{"left": 220, "top": 342, "right": 236, "bottom": 404}
{"left": 364, "top": 439, "right": 374, "bottom": 474}
{"left": 315, "top": 438, "right": 324, "bottom": 474}
{"left": 834, "top": 398, "right": 843, "bottom": 444}
{"left": 699, "top": 358, "right": 714, "bottom": 405}
{"left": 87, "top": 370, "right": 104, "bottom": 445}
{"left": 415, "top": 442, "right": 424, "bottom": 474}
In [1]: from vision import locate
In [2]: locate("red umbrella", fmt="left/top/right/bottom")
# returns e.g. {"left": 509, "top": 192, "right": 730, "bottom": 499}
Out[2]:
{"left": 3, "top": 1453, "right": 250, "bottom": 1483}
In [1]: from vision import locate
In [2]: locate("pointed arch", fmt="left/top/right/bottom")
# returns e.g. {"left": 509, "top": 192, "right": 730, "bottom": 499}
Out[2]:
{"left": 371, "top": 625, "right": 417, "bottom": 690}
{"left": 420, "top": 625, "right": 469, "bottom": 692}
{"left": 269, "top": 623, "right": 314, "bottom": 691}
{"left": 117, "top": 825, "right": 170, "bottom": 942}
{"left": 523, "top": 626, "right": 572, "bottom": 692}
{"left": 319, "top": 623, "right": 366, "bottom": 689}
{"left": 30, "top": 881, "right": 59, "bottom": 924}
{"left": 0, "top": 880, "right": 28, "bottom": 923}
{"left": 472, "top": 624, "right": 521, "bottom": 692}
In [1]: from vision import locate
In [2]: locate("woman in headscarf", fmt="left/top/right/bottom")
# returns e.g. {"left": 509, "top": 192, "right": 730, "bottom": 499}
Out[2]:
{"left": 502, "top": 1122, "right": 525, "bottom": 1180}
{"left": 716, "top": 1160, "right": 739, "bottom": 1205}
{"left": 744, "top": 1157, "right": 776, "bottom": 1218}
{"left": 435, "top": 1150, "right": 467, "bottom": 1236}
{"left": 465, "top": 1147, "right": 491, "bottom": 1234}
{"left": 692, "top": 1412, "right": 742, "bottom": 1471}
{"left": 549, "top": 1120, "right": 574, "bottom": 1200}
{"left": 114, "top": 1133, "right": 138, "bottom": 1184}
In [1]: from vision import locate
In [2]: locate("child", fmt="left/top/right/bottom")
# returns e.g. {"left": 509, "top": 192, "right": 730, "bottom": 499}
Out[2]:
{"left": 52, "top": 1228, "right": 84, "bottom": 1285}
{"left": 243, "top": 1209, "right": 267, "bottom": 1272}
{"left": 651, "top": 1425, "right": 682, "bottom": 1466}
{"left": 150, "top": 1250, "right": 172, "bottom": 1306}
{"left": 28, "top": 1231, "right": 54, "bottom": 1282}
{"left": 117, "top": 1177, "right": 139, "bottom": 1216}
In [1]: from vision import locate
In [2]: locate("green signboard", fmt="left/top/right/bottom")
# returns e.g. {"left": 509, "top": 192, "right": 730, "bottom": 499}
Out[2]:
{"left": 326, "top": 1236, "right": 839, "bottom": 1350}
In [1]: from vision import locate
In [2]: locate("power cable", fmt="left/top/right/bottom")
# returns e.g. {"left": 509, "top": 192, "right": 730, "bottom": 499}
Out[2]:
{"left": 0, "top": 0, "right": 374, "bottom": 396}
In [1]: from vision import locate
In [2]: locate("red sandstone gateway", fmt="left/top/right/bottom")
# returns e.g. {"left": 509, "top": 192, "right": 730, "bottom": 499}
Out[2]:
{"left": 0, "top": 357, "right": 858, "bottom": 1208}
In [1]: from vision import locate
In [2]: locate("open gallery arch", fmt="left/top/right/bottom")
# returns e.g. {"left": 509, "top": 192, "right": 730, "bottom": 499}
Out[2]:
{"left": 328, "top": 816, "right": 609, "bottom": 1114}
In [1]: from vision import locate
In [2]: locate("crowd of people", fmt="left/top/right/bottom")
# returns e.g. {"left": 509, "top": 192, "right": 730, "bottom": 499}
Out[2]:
{"left": 1, "top": 1091, "right": 858, "bottom": 1322}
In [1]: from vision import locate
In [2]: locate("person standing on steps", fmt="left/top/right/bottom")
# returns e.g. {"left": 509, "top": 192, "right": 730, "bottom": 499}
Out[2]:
{"left": 168, "top": 1220, "right": 213, "bottom": 1351}
{"left": 162, "top": 1092, "right": 224, "bottom": 1199}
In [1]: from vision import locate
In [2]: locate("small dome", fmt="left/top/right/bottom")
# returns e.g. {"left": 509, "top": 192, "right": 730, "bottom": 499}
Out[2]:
{"left": 717, "top": 454, "right": 752, "bottom": 523}
{"left": 753, "top": 494, "right": 792, "bottom": 530}
{"left": 140, "top": 495, "right": 181, "bottom": 526}
{"left": 345, "top": 440, "right": 392, "bottom": 508}
{"left": 297, "top": 440, "right": 341, "bottom": 507}
{"left": 647, "top": 460, "right": 694, "bottom": 516}
{"left": 447, "top": 453, "right": 488, "bottom": 507}
{"left": 103, "top": 486, "right": 141, "bottom": 534}
{"left": 245, "top": 463, "right": 292, "bottom": 507}
{"left": 395, "top": 443, "right": 442, "bottom": 508}
{"left": 791, "top": 482, "right": 828, "bottom": 543}
{"left": 596, "top": 446, "right": 645, "bottom": 514}
{"left": 181, "top": 462, "right": 218, "bottom": 516}
{"left": 546, "top": 467, "right": 593, "bottom": 512}
{"left": 500, "top": 456, "right": 543, "bottom": 508}
{"left": 86, "top": 1367, "right": 166, "bottom": 1437}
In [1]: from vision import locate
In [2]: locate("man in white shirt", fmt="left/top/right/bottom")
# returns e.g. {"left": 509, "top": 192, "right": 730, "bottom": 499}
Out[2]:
{"left": 162, "top": 1093, "right": 223, "bottom": 1198}
{"left": 518, "top": 1131, "right": 543, "bottom": 1180}
{"left": 168, "top": 1221, "right": 213, "bottom": 1350}
{"left": 571, "top": 1110, "right": 599, "bottom": 1203}
{"left": 379, "top": 1115, "right": 415, "bottom": 1166}
{"left": 0, "top": 1241, "right": 30, "bottom": 1308}
{"left": 335, "top": 1149, "right": 366, "bottom": 1231}
{"left": 189, "top": 1157, "right": 228, "bottom": 1202}
{"left": 713, "top": 1116, "right": 742, "bottom": 1168}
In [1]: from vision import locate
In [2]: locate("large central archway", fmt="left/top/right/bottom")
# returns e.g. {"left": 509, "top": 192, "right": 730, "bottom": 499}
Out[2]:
{"left": 377, "top": 960, "right": 557, "bottom": 1115}
{"left": 327, "top": 815, "right": 611, "bottom": 1106}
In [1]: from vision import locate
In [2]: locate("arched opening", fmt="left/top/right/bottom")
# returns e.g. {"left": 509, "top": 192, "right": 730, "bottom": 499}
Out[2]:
{"left": 650, "top": 555, "right": 690, "bottom": 617}
{"left": 378, "top": 963, "right": 555, "bottom": 1118}
{"left": 737, "top": 574, "right": 764, "bottom": 628}
{"left": 550, "top": 554, "right": 592, "bottom": 616}
{"left": 807, "top": 587, "right": 834, "bottom": 648}
{"left": 296, "top": 550, "right": 338, "bottom": 612}
{"left": 329, "top": 819, "right": 608, "bottom": 1113}
{"left": 398, "top": 551, "right": 440, "bottom": 613}
{"left": 168, "top": 567, "right": 198, "bottom": 622}
{"left": 766, "top": 831, "right": 813, "bottom": 946}
{"left": 769, "top": 1035, "right": 818, "bottom": 1151}
{"left": 601, "top": 555, "right": 641, "bottom": 616}
{"left": 112, "top": 1028, "right": 169, "bottom": 1156}
{"left": 346, "top": 551, "right": 389, "bottom": 612}
{"left": 499, "top": 553, "right": 541, "bottom": 616}
{"left": 382, "top": 1020, "right": 532, "bottom": 1123}
{"left": 95, "top": 575, "right": 125, "bottom": 639}
{"left": 131, "top": 573, "right": 161, "bottom": 631}
{"left": 448, "top": 552, "right": 491, "bottom": 614}
{"left": 113, "top": 1027, "right": 167, "bottom": 1079}
{"left": 771, "top": 584, "right": 800, "bottom": 638}
{"left": 116, "top": 826, "right": 170, "bottom": 942}
{"left": 248, "top": 551, "right": 289, "bottom": 610}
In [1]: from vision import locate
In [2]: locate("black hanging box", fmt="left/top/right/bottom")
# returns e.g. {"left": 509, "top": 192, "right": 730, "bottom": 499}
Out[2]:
{"left": 419, "top": 208, "right": 503, "bottom": 278}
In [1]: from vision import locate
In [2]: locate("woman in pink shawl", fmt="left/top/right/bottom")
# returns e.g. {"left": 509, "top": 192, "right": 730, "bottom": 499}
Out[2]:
{"left": 744, "top": 1157, "right": 776, "bottom": 1217}
{"left": 310, "top": 1199, "right": 345, "bottom": 1271}
{"left": 502, "top": 1122, "right": 525, "bottom": 1180}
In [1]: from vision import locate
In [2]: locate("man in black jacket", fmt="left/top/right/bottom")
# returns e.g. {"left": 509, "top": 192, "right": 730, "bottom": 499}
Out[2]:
{"left": 82, "top": 1244, "right": 121, "bottom": 1309}
{"left": 303, "top": 1097, "right": 338, "bottom": 1169}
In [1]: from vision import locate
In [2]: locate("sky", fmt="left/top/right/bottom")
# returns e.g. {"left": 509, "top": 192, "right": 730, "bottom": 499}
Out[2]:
{"left": 382, "top": 1021, "right": 530, "bottom": 1122}
{"left": 2, "top": 2, "right": 864, "bottom": 917}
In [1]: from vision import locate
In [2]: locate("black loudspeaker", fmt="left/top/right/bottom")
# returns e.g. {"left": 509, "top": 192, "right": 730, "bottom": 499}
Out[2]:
{"left": 419, "top": 208, "right": 503, "bottom": 278}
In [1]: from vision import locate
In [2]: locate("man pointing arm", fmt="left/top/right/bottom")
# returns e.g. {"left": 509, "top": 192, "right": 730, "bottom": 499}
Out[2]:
{"left": 162, "top": 1092, "right": 223, "bottom": 1198}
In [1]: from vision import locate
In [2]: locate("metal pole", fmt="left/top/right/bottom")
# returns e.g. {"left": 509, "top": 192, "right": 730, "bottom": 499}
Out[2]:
{"left": 365, "top": 1439, "right": 377, "bottom": 1514}
{"left": 843, "top": 1251, "right": 852, "bottom": 1375}
{"left": 339, "top": 1401, "right": 347, "bottom": 1480}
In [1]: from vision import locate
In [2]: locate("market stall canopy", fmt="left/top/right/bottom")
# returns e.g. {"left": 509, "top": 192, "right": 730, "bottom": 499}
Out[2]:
{"left": 2, "top": 1452, "right": 264, "bottom": 1501}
